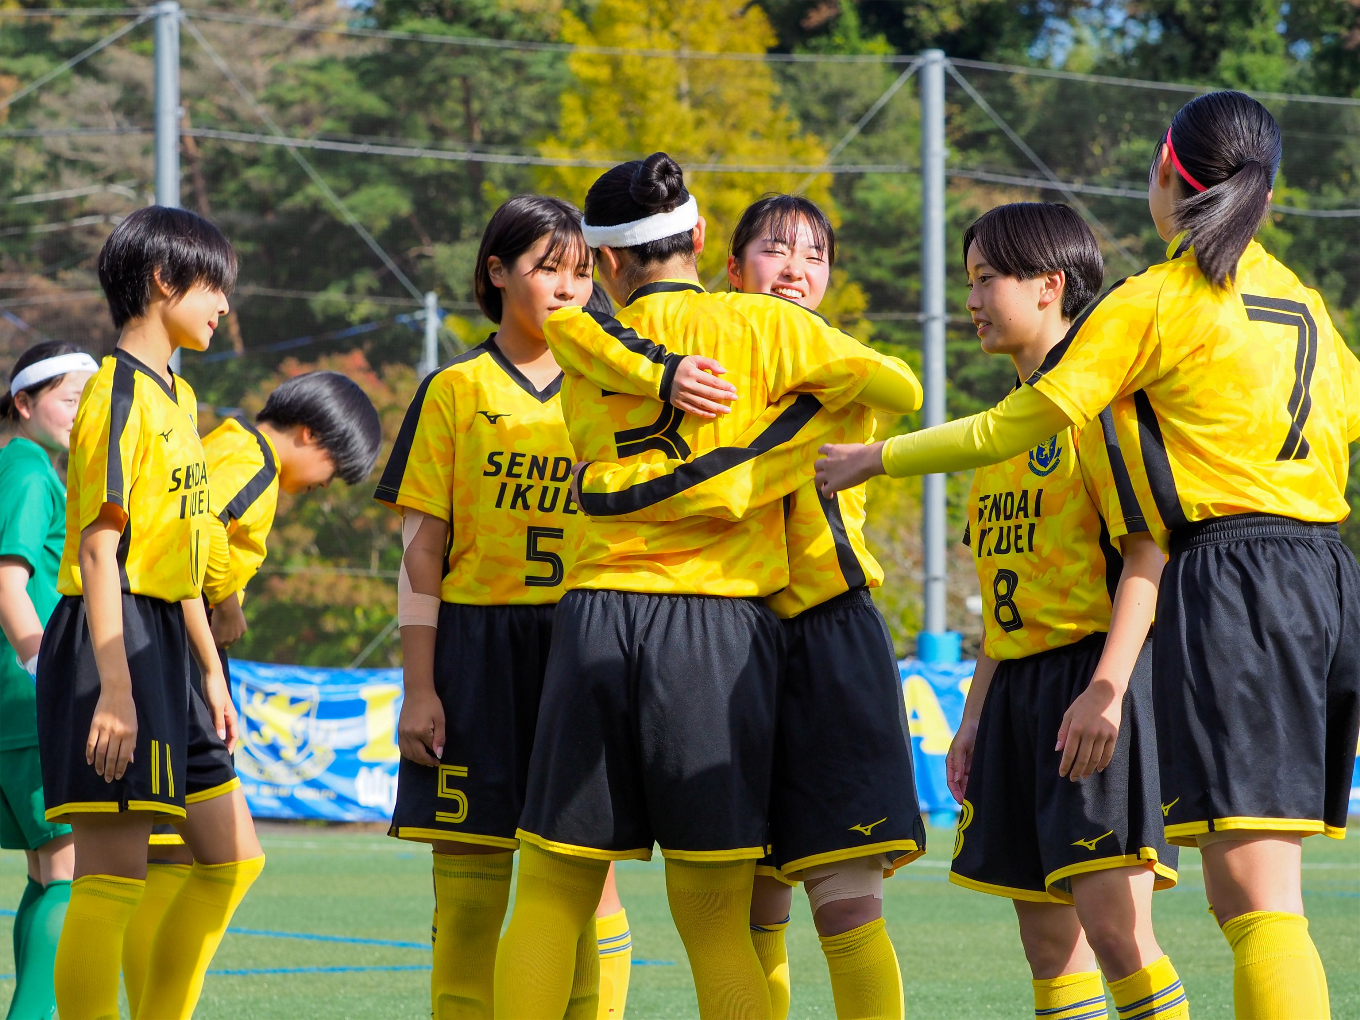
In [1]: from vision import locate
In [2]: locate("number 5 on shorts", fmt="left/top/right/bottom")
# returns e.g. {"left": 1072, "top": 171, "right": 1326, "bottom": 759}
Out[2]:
{"left": 524, "top": 526, "right": 565, "bottom": 587}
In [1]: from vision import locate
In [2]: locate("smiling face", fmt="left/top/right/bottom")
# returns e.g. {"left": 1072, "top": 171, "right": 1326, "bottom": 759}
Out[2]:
{"left": 14, "top": 371, "right": 93, "bottom": 452}
{"left": 489, "top": 233, "right": 593, "bottom": 340}
{"left": 727, "top": 214, "right": 831, "bottom": 311}
{"left": 965, "top": 240, "right": 1066, "bottom": 371}
{"left": 159, "top": 276, "right": 230, "bottom": 353}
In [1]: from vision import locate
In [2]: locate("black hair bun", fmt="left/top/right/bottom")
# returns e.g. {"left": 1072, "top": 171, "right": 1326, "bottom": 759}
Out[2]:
{"left": 629, "top": 152, "right": 687, "bottom": 213}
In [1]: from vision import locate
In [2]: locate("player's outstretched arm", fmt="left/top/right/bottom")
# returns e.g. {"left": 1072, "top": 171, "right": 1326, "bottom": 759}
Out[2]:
{"left": 80, "top": 506, "right": 136, "bottom": 783}
{"left": 396, "top": 510, "right": 448, "bottom": 768}
{"left": 947, "top": 654, "right": 998, "bottom": 805}
{"left": 1056, "top": 532, "right": 1163, "bottom": 781}
{"left": 816, "top": 385, "right": 1074, "bottom": 496}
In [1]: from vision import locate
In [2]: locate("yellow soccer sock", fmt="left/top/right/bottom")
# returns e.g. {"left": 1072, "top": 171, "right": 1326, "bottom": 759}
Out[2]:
{"left": 135, "top": 855, "right": 265, "bottom": 1019}
{"left": 54, "top": 874, "right": 146, "bottom": 1020}
{"left": 429, "top": 851, "right": 513, "bottom": 1020}
{"left": 494, "top": 844, "right": 609, "bottom": 1018}
{"left": 751, "top": 916, "right": 791, "bottom": 1020}
{"left": 122, "top": 862, "right": 191, "bottom": 1016}
{"left": 664, "top": 858, "right": 771, "bottom": 1020}
{"left": 564, "top": 915, "right": 600, "bottom": 1020}
{"left": 1309, "top": 937, "right": 1331, "bottom": 1018}
{"left": 1222, "top": 911, "right": 1328, "bottom": 1019}
{"left": 596, "top": 907, "right": 632, "bottom": 1019}
{"left": 1033, "top": 970, "right": 1105, "bottom": 1020}
{"left": 819, "top": 918, "right": 904, "bottom": 1020}
{"left": 1108, "top": 955, "right": 1189, "bottom": 1020}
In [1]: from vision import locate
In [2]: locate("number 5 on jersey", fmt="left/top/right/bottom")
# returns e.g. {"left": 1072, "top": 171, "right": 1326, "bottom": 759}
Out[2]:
{"left": 525, "top": 526, "right": 565, "bottom": 587}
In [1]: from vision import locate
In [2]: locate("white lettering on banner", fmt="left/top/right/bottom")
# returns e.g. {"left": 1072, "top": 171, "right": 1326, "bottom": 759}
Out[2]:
{"left": 356, "top": 765, "right": 399, "bottom": 812}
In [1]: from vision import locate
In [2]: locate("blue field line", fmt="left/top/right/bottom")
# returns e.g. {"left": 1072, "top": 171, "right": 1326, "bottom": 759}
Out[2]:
{"left": 228, "top": 925, "right": 429, "bottom": 949}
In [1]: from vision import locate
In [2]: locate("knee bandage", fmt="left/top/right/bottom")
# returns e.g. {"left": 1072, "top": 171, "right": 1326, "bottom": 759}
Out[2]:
{"left": 398, "top": 511, "right": 441, "bottom": 628}
{"left": 803, "top": 856, "right": 888, "bottom": 915}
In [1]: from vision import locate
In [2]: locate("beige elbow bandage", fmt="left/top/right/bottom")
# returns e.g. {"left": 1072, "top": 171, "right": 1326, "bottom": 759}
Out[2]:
{"left": 397, "top": 511, "right": 440, "bottom": 628}
{"left": 802, "top": 855, "right": 889, "bottom": 914}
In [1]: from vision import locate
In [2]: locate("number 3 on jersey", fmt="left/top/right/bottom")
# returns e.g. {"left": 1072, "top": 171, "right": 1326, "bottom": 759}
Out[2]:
{"left": 524, "top": 526, "right": 564, "bottom": 588}
{"left": 992, "top": 568, "right": 1024, "bottom": 633}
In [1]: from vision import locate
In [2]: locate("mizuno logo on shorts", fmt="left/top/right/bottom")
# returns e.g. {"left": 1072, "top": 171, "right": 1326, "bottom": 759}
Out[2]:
{"left": 1161, "top": 798, "right": 1179, "bottom": 816}
{"left": 849, "top": 817, "right": 887, "bottom": 836}
{"left": 1072, "top": 830, "right": 1113, "bottom": 851}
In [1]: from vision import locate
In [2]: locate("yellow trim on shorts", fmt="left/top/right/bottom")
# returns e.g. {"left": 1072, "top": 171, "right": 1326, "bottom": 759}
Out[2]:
{"left": 780, "top": 839, "right": 925, "bottom": 881}
{"left": 659, "top": 845, "right": 767, "bottom": 863}
{"left": 391, "top": 827, "right": 520, "bottom": 850}
{"left": 148, "top": 832, "right": 186, "bottom": 846}
{"left": 1165, "top": 816, "right": 1340, "bottom": 848}
{"left": 1043, "top": 849, "right": 1178, "bottom": 904}
{"left": 948, "top": 870, "right": 1058, "bottom": 903}
{"left": 185, "top": 777, "right": 240, "bottom": 804}
{"left": 515, "top": 829, "right": 653, "bottom": 862}
{"left": 755, "top": 864, "right": 798, "bottom": 887}
{"left": 45, "top": 800, "right": 186, "bottom": 822}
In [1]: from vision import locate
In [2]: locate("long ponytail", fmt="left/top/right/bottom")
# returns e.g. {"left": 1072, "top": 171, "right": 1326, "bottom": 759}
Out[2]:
{"left": 1156, "top": 91, "right": 1281, "bottom": 289}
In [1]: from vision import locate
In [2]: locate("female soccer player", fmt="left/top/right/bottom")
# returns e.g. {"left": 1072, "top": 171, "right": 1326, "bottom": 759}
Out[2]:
{"left": 944, "top": 202, "right": 1186, "bottom": 1018}
{"left": 37, "top": 206, "right": 264, "bottom": 1020}
{"left": 0, "top": 341, "right": 96, "bottom": 1020}
{"left": 494, "top": 154, "right": 922, "bottom": 1019}
{"left": 727, "top": 195, "right": 923, "bottom": 1020}
{"left": 818, "top": 91, "right": 1360, "bottom": 1017}
{"left": 375, "top": 195, "right": 630, "bottom": 1020}
{"left": 122, "top": 371, "right": 381, "bottom": 1017}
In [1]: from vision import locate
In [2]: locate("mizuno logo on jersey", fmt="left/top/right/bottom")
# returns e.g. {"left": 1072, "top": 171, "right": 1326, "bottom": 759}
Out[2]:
{"left": 157, "top": 428, "right": 174, "bottom": 442}
{"left": 1072, "top": 830, "right": 1113, "bottom": 852}
{"left": 477, "top": 411, "right": 510, "bottom": 424}
{"left": 849, "top": 818, "right": 887, "bottom": 836}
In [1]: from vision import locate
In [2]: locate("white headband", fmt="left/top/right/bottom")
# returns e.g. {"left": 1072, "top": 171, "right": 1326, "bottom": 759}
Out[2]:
{"left": 9, "top": 353, "right": 100, "bottom": 397}
{"left": 581, "top": 195, "right": 699, "bottom": 249}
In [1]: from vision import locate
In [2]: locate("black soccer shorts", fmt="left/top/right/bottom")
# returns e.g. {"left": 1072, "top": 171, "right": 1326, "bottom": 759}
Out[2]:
{"left": 517, "top": 588, "right": 782, "bottom": 861}
{"left": 770, "top": 589, "right": 925, "bottom": 878}
{"left": 37, "top": 593, "right": 190, "bottom": 822}
{"left": 389, "top": 601, "right": 555, "bottom": 848}
{"left": 1154, "top": 514, "right": 1360, "bottom": 846}
{"left": 951, "top": 635, "right": 1178, "bottom": 903}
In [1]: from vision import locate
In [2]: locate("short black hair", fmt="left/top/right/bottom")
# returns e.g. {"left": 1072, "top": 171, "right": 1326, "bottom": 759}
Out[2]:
{"left": 1, "top": 340, "right": 91, "bottom": 420}
{"left": 1153, "top": 91, "right": 1281, "bottom": 288}
{"left": 256, "top": 371, "right": 382, "bottom": 485}
{"left": 97, "top": 206, "right": 238, "bottom": 329}
{"left": 474, "top": 195, "right": 589, "bottom": 324}
{"left": 961, "top": 203, "right": 1104, "bottom": 321}
{"left": 730, "top": 194, "right": 836, "bottom": 268}
{"left": 583, "top": 152, "right": 695, "bottom": 265}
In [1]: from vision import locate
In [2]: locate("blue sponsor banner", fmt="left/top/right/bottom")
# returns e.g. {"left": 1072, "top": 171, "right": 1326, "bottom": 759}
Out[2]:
{"left": 230, "top": 660, "right": 402, "bottom": 823}
{"left": 230, "top": 657, "right": 1360, "bottom": 823}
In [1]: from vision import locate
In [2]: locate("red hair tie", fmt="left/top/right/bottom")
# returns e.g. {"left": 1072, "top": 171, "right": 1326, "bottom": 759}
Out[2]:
{"left": 1165, "top": 129, "right": 1207, "bottom": 193}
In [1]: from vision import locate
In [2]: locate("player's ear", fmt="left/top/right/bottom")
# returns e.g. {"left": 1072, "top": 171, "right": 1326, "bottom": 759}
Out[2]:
{"left": 726, "top": 254, "right": 742, "bottom": 291}
{"left": 486, "top": 254, "right": 507, "bottom": 289}
{"left": 692, "top": 217, "right": 706, "bottom": 258}
{"left": 1038, "top": 269, "right": 1065, "bottom": 311}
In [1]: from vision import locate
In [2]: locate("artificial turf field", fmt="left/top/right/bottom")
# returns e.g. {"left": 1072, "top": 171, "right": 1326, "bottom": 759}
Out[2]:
{"left": 0, "top": 821, "right": 1355, "bottom": 1018}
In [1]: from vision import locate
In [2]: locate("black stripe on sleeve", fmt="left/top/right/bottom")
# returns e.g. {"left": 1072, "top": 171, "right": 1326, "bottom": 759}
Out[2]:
{"left": 1132, "top": 390, "right": 1189, "bottom": 531}
{"left": 104, "top": 356, "right": 137, "bottom": 507}
{"left": 817, "top": 489, "right": 868, "bottom": 590}
{"left": 585, "top": 310, "right": 686, "bottom": 400}
{"left": 218, "top": 419, "right": 278, "bottom": 525}
{"left": 1026, "top": 273, "right": 1144, "bottom": 384}
{"left": 1096, "top": 406, "right": 1149, "bottom": 535}
{"left": 580, "top": 393, "right": 823, "bottom": 517}
{"left": 1096, "top": 513, "right": 1124, "bottom": 606}
{"left": 373, "top": 344, "right": 487, "bottom": 504}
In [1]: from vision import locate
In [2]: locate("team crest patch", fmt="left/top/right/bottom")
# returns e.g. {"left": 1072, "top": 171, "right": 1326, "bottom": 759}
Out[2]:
{"left": 236, "top": 681, "right": 335, "bottom": 785}
{"left": 1028, "top": 435, "right": 1062, "bottom": 476}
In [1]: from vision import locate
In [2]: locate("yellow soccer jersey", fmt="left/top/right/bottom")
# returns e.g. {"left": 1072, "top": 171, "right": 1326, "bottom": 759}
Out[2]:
{"left": 967, "top": 401, "right": 1153, "bottom": 660}
{"left": 202, "top": 417, "right": 280, "bottom": 607}
{"left": 549, "top": 281, "right": 898, "bottom": 596}
{"left": 1029, "top": 238, "right": 1360, "bottom": 532}
{"left": 581, "top": 395, "right": 886, "bottom": 617}
{"left": 374, "top": 337, "right": 581, "bottom": 605}
{"left": 58, "top": 349, "right": 210, "bottom": 602}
